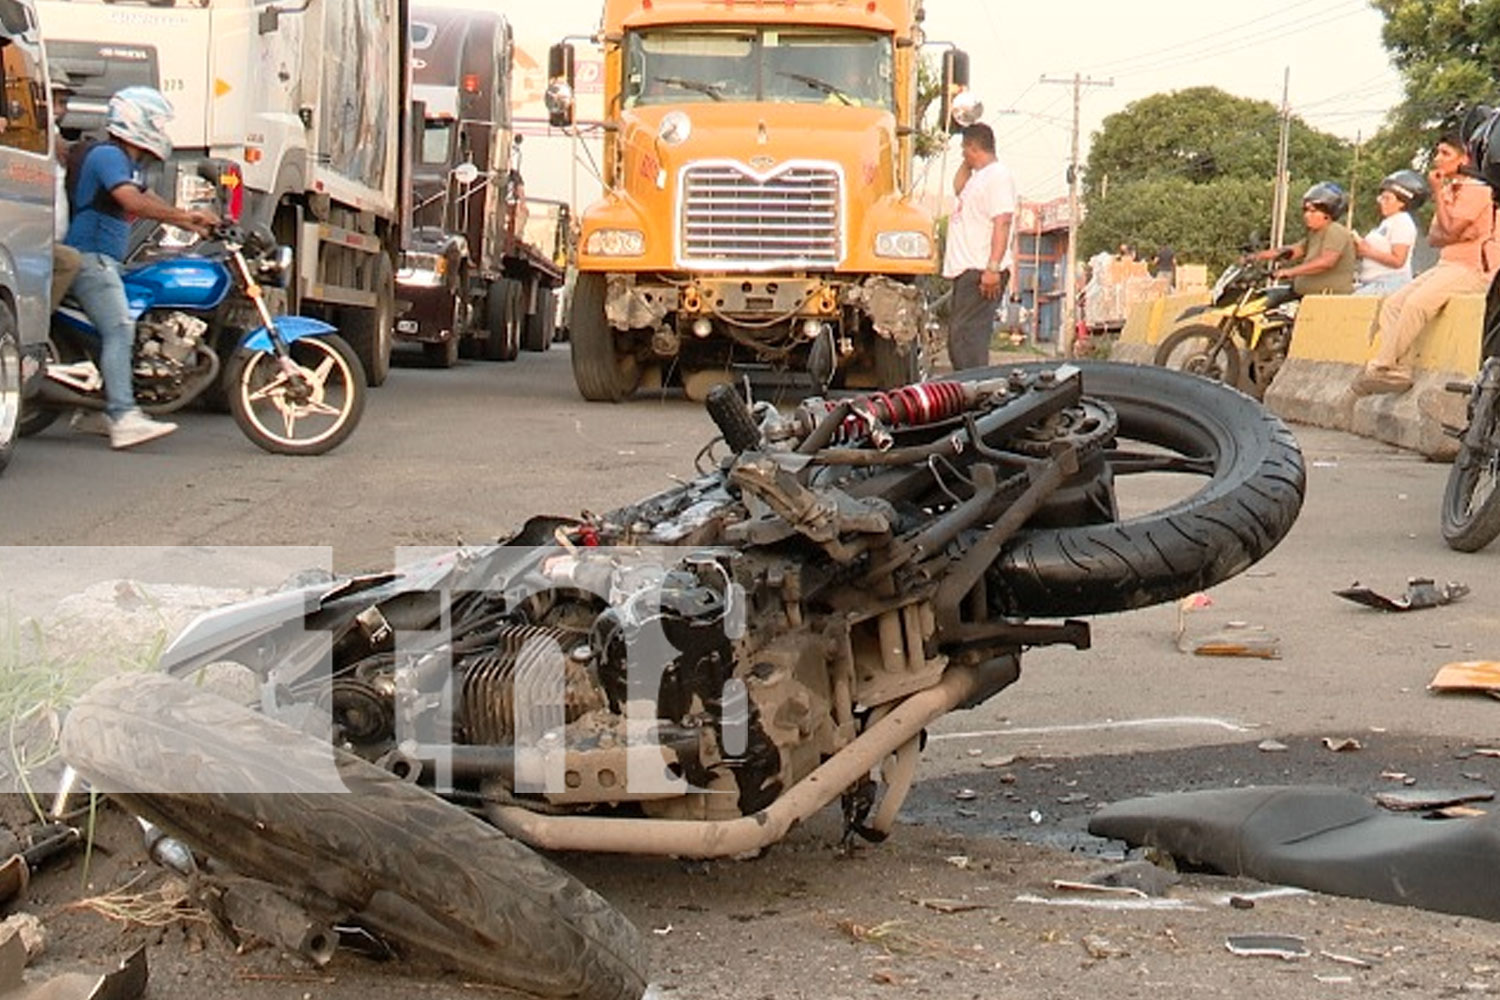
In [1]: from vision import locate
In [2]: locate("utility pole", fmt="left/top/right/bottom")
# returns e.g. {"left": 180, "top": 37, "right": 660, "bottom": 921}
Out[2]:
{"left": 1270, "top": 68, "right": 1291, "bottom": 248}
{"left": 1042, "top": 72, "right": 1112, "bottom": 355}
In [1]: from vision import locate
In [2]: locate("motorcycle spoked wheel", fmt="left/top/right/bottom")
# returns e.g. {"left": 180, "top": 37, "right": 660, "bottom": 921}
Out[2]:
{"left": 60, "top": 673, "right": 650, "bottom": 1000}
{"left": 227, "top": 333, "right": 365, "bottom": 456}
{"left": 1441, "top": 382, "right": 1500, "bottom": 552}
{"left": 1152, "top": 322, "right": 1244, "bottom": 388}
{"left": 986, "top": 361, "right": 1305, "bottom": 618}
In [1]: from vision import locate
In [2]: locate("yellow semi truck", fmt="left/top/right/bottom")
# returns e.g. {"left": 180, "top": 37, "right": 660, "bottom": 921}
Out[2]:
{"left": 551, "top": 0, "right": 969, "bottom": 401}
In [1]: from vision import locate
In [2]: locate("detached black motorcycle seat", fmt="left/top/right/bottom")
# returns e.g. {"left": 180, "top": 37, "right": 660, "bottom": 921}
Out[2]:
{"left": 1089, "top": 785, "right": 1500, "bottom": 921}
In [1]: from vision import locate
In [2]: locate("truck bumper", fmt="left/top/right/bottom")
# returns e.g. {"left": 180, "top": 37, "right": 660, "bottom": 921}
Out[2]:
{"left": 394, "top": 281, "right": 458, "bottom": 344}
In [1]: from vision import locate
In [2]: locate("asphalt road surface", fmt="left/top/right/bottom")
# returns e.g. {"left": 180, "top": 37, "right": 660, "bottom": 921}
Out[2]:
{"left": 7, "top": 348, "right": 1500, "bottom": 998}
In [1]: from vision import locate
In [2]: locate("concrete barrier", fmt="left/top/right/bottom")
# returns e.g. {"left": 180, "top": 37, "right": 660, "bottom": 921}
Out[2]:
{"left": 1110, "top": 291, "right": 1210, "bottom": 366}
{"left": 1263, "top": 292, "right": 1482, "bottom": 460}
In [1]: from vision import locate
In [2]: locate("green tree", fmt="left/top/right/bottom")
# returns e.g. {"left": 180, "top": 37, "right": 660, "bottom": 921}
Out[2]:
{"left": 1079, "top": 88, "right": 1354, "bottom": 271}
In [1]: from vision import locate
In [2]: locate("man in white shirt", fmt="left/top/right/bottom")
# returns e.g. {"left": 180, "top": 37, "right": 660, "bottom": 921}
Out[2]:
{"left": 942, "top": 123, "right": 1016, "bottom": 371}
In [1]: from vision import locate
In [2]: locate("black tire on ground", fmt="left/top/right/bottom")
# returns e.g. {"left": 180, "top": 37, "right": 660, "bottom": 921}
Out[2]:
{"left": 986, "top": 360, "right": 1306, "bottom": 618}
{"left": 423, "top": 337, "right": 459, "bottom": 368}
{"left": 344, "top": 252, "right": 395, "bottom": 387}
{"left": 0, "top": 303, "right": 20, "bottom": 473}
{"left": 16, "top": 334, "right": 60, "bottom": 438}
{"left": 570, "top": 273, "right": 638, "bottom": 402}
{"left": 60, "top": 674, "right": 650, "bottom": 1000}
{"left": 1153, "top": 322, "right": 1243, "bottom": 388}
{"left": 1441, "top": 384, "right": 1500, "bottom": 552}
{"left": 870, "top": 333, "right": 919, "bottom": 388}
{"left": 521, "top": 284, "right": 552, "bottom": 352}
{"left": 482, "top": 279, "right": 520, "bottom": 362}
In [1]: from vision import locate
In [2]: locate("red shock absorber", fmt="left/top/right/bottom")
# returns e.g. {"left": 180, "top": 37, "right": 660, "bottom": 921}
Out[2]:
{"left": 831, "top": 381, "right": 970, "bottom": 444}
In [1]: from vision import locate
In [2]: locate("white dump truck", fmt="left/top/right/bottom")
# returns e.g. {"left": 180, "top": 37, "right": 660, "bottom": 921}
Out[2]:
{"left": 38, "top": 0, "right": 406, "bottom": 386}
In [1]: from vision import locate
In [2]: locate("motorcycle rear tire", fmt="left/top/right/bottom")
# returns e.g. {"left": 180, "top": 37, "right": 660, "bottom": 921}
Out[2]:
{"left": 60, "top": 674, "right": 650, "bottom": 1000}
{"left": 1441, "top": 383, "right": 1500, "bottom": 552}
{"left": 1153, "top": 322, "right": 1243, "bottom": 388}
{"left": 990, "top": 360, "right": 1305, "bottom": 617}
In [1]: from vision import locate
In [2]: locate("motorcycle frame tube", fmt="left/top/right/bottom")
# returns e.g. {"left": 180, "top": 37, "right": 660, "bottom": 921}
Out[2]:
{"left": 485, "top": 663, "right": 983, "bottom": 858}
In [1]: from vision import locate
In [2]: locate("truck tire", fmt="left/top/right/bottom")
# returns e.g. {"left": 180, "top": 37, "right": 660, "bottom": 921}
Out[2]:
{"left": 570, "top": 273, "right": 638, "bottom": 402}
{"left": 871, "top": 333, "right": 919, "bottom": 388}
{"left": 522, "top": 287, "right": 554, "bottom": 353}
{"left": 423, "top": 337, "right": 459, "bottom": 368}
{"left": 345, "top": 253, "right": 395, "bottom": 387}
{"left": 483, "top": 279, "right": 520, "bottom": 362}
{"left": 60, "top": 674, "right": 651, "bottom": 1000}
{"left": 988, "top": 361, "right": 1305, "bottom": 618}
{"left": 0, "top": 306, "right": 20, "bottom": 474}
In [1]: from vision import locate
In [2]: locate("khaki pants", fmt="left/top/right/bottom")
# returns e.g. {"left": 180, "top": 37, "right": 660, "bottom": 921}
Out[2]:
{"left": 51, "top": 243, "right": 81, "bottom": 313}
{"left": 1368, "top": 260, "right": 1491, "bottom": 374}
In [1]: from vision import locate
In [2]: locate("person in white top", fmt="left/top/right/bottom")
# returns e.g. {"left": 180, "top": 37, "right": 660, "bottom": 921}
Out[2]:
{"left": 942, "top": 122, "right": 1016, "bottom": 370}
{"left": 1353, "top": 169, "right": 1427, "bottom": 296}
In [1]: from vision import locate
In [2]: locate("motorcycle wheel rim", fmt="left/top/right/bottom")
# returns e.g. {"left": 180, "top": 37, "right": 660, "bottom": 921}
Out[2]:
{"left": 236, "top": 338, "right": 357, "bottom": 449}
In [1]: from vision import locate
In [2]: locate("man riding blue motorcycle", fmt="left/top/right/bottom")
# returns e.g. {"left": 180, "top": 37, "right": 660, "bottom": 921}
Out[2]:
{"left": 63, "top": 85, "right": 217, "bottom": 449}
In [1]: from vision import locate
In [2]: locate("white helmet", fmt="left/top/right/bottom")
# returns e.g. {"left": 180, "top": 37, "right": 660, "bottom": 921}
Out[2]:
{"left": 106, "top": 86, "right": 174, "bottom": 160}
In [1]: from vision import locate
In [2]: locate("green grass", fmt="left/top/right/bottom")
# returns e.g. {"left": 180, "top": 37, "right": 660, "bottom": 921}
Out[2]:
{"left": 0, "top": 601, "right": 167, "bottom": 818}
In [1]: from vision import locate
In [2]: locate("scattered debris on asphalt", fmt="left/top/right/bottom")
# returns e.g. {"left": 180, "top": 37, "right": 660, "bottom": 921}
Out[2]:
{"left": 1191, "top": 624, "right": 1280, "bottom": 659}
{"left": 1014, "top": 892, "right": 1199, "bottom": 912}
{"left": 1321, "top": 737, "right": 1363, "bottom": 752}
{"left": 1080, "top": 934, "right": 1129, "bottom": 960}
{"left": 1373, "top": 787, "right": 1494, "bottom": 812}
{"left": 915, "top": 897, "right": 990, "bottom": 914}
{"left": 1225, "top": 933, "right": 1309, "bottom": 960}
{"left": 1335, "top": 578, "right": 1468, "bottom": 612}
{"left": 1429, "top": 661, "right": 1500, "bottom": 695}
{"left": 0, "top": 931, "right": 147, "bottom": 1000}
{"left": 1257, "top": 739, "right": 1289, "bottom": 753}
{"left": 0, "top": 913, "right": 45, "bottom": 959}
{"left": 1050, "top": 880, "right": 1147, "bottom": 899}
{"left": 1077, "top": 859, "right": 1179, "bottom": 897}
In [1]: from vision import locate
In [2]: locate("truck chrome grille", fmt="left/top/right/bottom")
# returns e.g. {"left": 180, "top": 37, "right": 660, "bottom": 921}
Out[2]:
{"left": 679, "top": 162, "right": 842, "bottom": 270}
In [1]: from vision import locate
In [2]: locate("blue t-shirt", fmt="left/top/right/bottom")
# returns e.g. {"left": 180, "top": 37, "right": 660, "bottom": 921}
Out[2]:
{"left": 64, "top": 142, "right": 140, "bottom": 261}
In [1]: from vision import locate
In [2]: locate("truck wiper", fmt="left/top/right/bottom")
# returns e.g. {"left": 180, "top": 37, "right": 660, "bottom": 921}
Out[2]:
{"left": 778, "top": 71, "right": 852, "bottom": 106}
{"left": 653, "top": 76, "right": 724, "bottom": 102}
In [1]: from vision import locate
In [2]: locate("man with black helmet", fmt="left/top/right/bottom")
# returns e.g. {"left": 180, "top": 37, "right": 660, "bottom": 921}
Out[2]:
{"left": 1354, "top": 129, "right": 1496, "bottom": 396}
{"left": 1353, "top": 170, "right": 1427, "bottom": 296}
{"left": 1255, "top": 182, "right": 1357, "bottom": 296}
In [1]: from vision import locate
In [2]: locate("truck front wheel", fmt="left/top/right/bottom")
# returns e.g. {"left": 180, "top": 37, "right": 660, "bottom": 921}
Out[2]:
{"left": 570, "top": 273, "right": 638, "bottom": 402}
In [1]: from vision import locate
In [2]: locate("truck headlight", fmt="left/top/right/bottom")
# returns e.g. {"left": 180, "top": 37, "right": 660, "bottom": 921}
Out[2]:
{"left": 397, "top": 252, "right": 448, "bottom": 288}
{"left": 586, "top": 229, "right": 646, "bottom": 257}
{"left": 875, "top": 231, "right": 933, "bottom": 259}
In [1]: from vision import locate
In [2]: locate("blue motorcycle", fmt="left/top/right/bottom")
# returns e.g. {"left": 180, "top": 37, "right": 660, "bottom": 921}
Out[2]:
{"left": 20, "top": 226, "right": 365, "bottom": 455}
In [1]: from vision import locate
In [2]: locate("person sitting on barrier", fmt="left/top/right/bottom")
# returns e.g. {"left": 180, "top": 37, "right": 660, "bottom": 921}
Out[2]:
{"left": 1254, "top": 182, "right": 1357, "bottom": 296}
{"left": 1353, "top": 170, "right": 1427, "bottom": 297}
{"left": 1353, "top": 129, "right": 1497, "bottom": 396}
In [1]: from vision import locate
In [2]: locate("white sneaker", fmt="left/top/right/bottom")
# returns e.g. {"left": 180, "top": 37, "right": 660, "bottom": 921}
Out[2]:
{"left": 109, "top": 409, "right": 177, "bottom": 450}
{"left": 69, "top": 410, "right": 111, "bottom": 436}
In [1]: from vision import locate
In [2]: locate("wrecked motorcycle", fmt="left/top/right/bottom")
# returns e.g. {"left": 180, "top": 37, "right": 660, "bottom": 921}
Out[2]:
{"left": 60, "top": 361, "right": 1305, "bottom": 1000}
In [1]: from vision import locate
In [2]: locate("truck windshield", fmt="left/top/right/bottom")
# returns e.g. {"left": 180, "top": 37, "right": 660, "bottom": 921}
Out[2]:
{"left": 623, "top": 27, "right": 893, "bottom": 110}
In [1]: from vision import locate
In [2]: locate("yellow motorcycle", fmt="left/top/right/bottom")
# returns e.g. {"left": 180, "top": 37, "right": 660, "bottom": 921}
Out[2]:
{"left": 1153, "top": 256, "right": 1298, "bottom": 398}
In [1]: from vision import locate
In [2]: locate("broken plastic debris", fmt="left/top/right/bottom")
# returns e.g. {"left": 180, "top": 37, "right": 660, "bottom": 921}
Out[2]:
{"left": 953, "top": 788, "right": 977, "bottom": 801}
{"left": 944, "top": 855, "right": 971, "bottom": 870}
{"left": 1319, "top": 950, "right": 1372, "bottom": 968}
{"left": 1225, "top": 933, "right": 1310, "bottom": 960}
{"left": 1081, "top": 934, "right": 1130, "bottom": 959}
{"left": 1192, "top": 626, "right": 1281, "bottom": 659}
{"left": 0, "top": 931, "right": 147, "bottom": 1000}
{"left": 1257, "top": 739, "right": 1288, "bottom": 753}
{"left": 1374, "top": 788, "right": 1494, "bottom": 812}
{"left": 1014, "top": 892, "right": 1199, "bottom": 911}
{"left": 1050, "top": 880, "right": 1148, "bottom": 899}
{"left": 1430, "top": 662, "right": 1500, "bottom": 694}
{"left": 916, "top": 897, "right": 990, "bottom": 914}
{"left": 1321, "top": 737, "right": 1363, "bottom": 752}
{"left": 1028, "top": 809, "right": 1043, "bottom": 825}
{"left": 980, "top": 754, "right": 1018, "bottom": 769}
{"left": 1335, "top": 578, "right": 1469, "bottom": 612}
